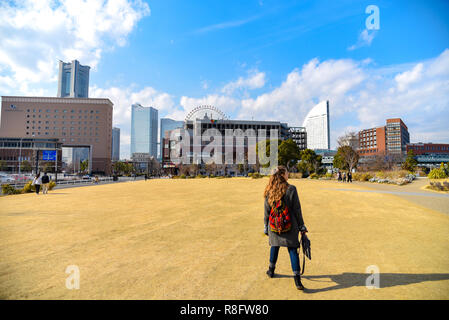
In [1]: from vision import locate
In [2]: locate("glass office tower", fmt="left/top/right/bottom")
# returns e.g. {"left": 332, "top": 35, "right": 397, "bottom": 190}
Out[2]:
{"left": 159, "top": 118, "right": 184, "bottom": 160}
{"left": 130, "top": 104, "right": 158, "bottom": 158}
{"left": 111, "top": 127, "right": 120, "bottom": 161}
{"left": 57, "top": 60, "right": 90, "bottom": 98}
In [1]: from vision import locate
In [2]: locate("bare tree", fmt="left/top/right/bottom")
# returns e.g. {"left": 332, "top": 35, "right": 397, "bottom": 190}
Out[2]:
{"left": 188, "top": 164, "right": 199, "bottom": 176}
{"left": 337, "top": 131, "right": 359, "bottom": 150}
{"left": 205, "top": 162, "right": 217, "bottom": 176}
{"left": 334, "top": 145, "right": 359, "bottom": 172}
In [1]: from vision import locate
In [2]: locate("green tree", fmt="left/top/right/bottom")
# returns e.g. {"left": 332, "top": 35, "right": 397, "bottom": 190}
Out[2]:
{"left": 20, "top": 160, "right": 32, "bottom": 172}
{"left": 112, "top": 161, "right": 125, "bottom": 175}
{"left": 124, "top": 163, "right": 135, "bottom": 175}
{"left": 0, "top": 160, "right": 6, "bottom": 171}
{"left": 333, "top": 151, "right": 347, "bottom": 171}
{"left": 278, "top": 139, "right": 301, "bottom": 170}
{"left": 298, "top": 149, "right": 322, "bottom": 174}
{"left": 402, "top": 150, "right": 418, "bottom": 172}
{"left": 256, "top": 139, "right": 282, "bottom": 170}
{"left": 80, "top": 160, "right": 89, "bottom": 173}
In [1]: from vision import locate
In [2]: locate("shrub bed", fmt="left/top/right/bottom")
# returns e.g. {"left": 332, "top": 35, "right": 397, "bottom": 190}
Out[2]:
{"left": 428, "top": 168, "right": 448, "bottom": 179}
{"left": 428, "top": 181, "right": 449, "bottom": 192}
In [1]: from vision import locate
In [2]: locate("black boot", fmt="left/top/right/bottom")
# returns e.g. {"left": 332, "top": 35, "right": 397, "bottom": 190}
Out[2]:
{"left": 294, "top": 274, "right": 304, "bottom": 290}
{"left": 266, "top": 266, "right": 275, "bottom": 278}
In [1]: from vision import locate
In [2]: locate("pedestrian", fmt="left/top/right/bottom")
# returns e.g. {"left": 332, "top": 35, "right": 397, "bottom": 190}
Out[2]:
{"left": 263, "top": 166, "right": 308, "bottom": 290}
{"left": 32, "top": 172, "right": 42, "bottom": 195}
{"left": 41, "top": 172, "right": 50, "bottom": 194}
{"left": 342, "top": 172, "right": 346, "bottom": 183}
{"left": 95, "top": 175, "right": 99, "bottom": 184}
{"left": 348, "top": 171, "right": 352, "bottom": 183}
{"left": 145, "top": 174, "right": 148, "bottom": 181}
{"left": 338, "top": 171, "right": 342, "bottom": 182}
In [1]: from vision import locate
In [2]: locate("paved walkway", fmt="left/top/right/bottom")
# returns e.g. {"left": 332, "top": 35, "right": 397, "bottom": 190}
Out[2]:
{"left": 337, "top": 178, "right": 449, "bottom": 215}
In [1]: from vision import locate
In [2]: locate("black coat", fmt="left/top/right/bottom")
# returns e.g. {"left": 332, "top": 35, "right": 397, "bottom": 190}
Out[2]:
{"left": 264, "top": 184, "right": 306, "bottom": 248}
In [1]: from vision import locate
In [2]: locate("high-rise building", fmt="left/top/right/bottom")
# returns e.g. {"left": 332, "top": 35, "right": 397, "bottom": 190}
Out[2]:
{"left": 57, "top": 60, "right": 90, "bottom": 98}
{"left": 288, "top": 127, "right": 307, "bottom": 151}
{"left": 112, "top": 127, "right": 120, "bottom": 161}
{"left": 159, "top": 118, "right": 184, "bottom": 159}
{"left": 386, "top": 118, "right": 409, "bottom": 154}
{"left": 358, "top": 118, "right": 409, "bottom": 157}
{"left": 130, "top": 104, "right": 158, "bottom": 158}
{"left": 302, "top": 100, "right": 330, "bottom": 150}
{"left": 0, "top": 96, "right": 113, "bottom": 174}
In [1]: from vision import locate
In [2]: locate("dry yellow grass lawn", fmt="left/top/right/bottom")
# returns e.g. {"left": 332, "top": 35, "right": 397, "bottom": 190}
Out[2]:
{"left": 1, "top": 178, "right": 448, "bottom": 299}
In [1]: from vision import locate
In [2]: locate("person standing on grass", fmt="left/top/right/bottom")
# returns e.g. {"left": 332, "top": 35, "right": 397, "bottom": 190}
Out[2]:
{"left": 41, "top": 172, "right": 50, "bottom": 194}
{"left": 32, "top": 172, "right": 42, "bottom": 195}
{"left": 348, "top": 171, "right": 352, "bottom": 183}
{"left": 263, "top": 165, "right": 308, "bottom": 290}
{"left": 342, "top": 172, "right": 346, "bottom": 183}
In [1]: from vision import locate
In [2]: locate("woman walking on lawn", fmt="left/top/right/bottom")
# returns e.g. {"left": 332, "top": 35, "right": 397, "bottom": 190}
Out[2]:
{"left": 32, "top": 172, "right": 42, "bottom": 195}
{"left": 264, "top": 166, "right": 308, "bottom": 290}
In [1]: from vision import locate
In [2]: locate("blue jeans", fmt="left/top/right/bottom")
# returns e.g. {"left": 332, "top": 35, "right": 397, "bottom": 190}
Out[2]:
{"left": 269, "top": 246, "right": 300, "bottom": 273}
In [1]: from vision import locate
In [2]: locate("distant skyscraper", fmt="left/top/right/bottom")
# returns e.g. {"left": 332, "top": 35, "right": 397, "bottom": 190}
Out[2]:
{"left": 112, "top": 127, "right": 120, "bottom": 161}
{"left": 131, "top": 104, "right": 158, "bottom": 158}
{"left": 159, "top": 118, "right": 184, "bottom": 159}
{"left": 57, "top": 60, "right": 90, "bottom": 98}
{"left": 302, "top": 100, "right": 330, "bottom": 150}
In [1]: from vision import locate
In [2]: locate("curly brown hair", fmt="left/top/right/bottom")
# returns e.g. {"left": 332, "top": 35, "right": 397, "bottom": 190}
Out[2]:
{"left": 263, "top": 166, "right": 289, "bottom": 205}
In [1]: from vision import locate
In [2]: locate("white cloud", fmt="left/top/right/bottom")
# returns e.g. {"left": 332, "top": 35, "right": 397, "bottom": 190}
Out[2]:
{"left": 221, "top": 70, "right": 266, "bottom": 94}
{"left": 0, "top": 0, "right": 150, "bottom": 96}
{"left": 193, "top": 15, "right": 261, "bottom": 34}
{"left": 394, "top": 63, "right": 423, "bottom": 91}
{"left": 348, "top": 29, "right": 377, "bottom": 51}
{"left": 237, "top": 58, "right": 365, "bottom": 125}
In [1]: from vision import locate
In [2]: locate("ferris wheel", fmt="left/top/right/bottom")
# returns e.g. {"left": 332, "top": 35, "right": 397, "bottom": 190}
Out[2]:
{"left": 185, "top": 105, "right": 229, "bottom": 121}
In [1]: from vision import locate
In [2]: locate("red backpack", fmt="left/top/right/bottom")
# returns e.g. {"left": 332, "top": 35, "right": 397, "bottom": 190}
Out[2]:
{"left": 269, "top": 197, "right": 292, "bottom": 234}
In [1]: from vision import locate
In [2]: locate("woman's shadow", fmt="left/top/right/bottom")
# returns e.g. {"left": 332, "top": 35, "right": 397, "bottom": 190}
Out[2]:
{"left": 275, "top": 272, "right": 449, "bottom": 293}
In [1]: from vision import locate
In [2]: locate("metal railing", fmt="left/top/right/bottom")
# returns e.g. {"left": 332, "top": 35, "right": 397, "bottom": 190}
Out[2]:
{"left": 1, "top": 175, "right": 150, "bottom": 195}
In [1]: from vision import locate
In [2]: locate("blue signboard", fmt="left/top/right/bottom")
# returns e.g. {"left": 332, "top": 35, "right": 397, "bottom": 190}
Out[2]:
{"left": 42, "top": 150, "right": 57, "bottom": 161}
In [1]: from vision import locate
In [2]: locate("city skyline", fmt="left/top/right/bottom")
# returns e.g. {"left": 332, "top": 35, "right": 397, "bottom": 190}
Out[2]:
{"left": 0, "top": 1, "right": 448, "bottom": 159}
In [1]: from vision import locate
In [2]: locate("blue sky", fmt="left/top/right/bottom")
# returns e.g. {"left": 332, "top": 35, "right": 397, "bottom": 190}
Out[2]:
{"left": 0, "top": 0, "right": 448, "bottom": 159}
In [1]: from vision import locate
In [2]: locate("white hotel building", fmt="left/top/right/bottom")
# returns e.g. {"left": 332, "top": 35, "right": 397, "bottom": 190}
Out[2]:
{"left": 302, "top": 100, "right": 330, "bottom": 150}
